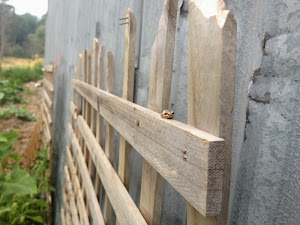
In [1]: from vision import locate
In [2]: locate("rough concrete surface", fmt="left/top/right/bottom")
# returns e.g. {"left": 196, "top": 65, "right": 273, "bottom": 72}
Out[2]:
{"left": 45, "top": 0, "right": 300, "bottom": 224}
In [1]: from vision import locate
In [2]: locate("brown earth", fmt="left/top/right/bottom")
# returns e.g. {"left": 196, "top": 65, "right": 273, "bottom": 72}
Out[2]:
{"left": 0, "top": 82, "right": 43, "bottom": 167}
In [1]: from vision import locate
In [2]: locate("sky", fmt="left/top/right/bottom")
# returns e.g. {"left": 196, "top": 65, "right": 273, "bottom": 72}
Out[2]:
{"left": 7, "top": 0, "right": 48, "bottom": 18}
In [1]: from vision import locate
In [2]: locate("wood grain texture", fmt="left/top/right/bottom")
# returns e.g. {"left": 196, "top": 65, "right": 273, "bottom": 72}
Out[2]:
{"left": 74, "top": 118, "right": 147, "bottom": 225}
{"left": 43, "top": 102, "right": 52, "bottom": 125}
{"left": 62, "top": 188, "right": 72, "bottom": 225}
{"left": 95, "top": 45, "right": 105, "bottom": 198}
{"left": 72, "top": 79, "right": 225, "bottom": 216}
{"left": 61, "top": 208, "right": 66, "bottom": 225}
{"left": 140, "top": 0, "right": 178, "bottom": 224}
{"left": 44, "top": 78, "right": 53, "bottom": 92}
{"left": 68, "top": 125, "right": 105, "bottom": 225}
{"left": 104, "top": 51, "right": 115, "bottom": 225}
{"left": 70, "top": 101, "right": 78, "bottom": 119}
{"left": 42, "top": 112, "right": 51, "bottom": 141}
{"left": 64, "top": 166, "right": 80, "bottom": 225}
{"left": 116, "top": 9, "right": 136, "bottom": 225}
{"left": 188, "top": 0, "right": 237, "bottom": 223}
{"left": 43, "top": 90, "right": 52, "bottom": 109}
{"left": 118, "top": 8, "right": 136, "bottom": 190}
{"left": 66, "top": 146, "right": 89, "bottom": 225}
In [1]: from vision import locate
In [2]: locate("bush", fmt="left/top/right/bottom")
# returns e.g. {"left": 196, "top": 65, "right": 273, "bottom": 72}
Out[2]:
{"left": 0, "top": 62, "right": 43, "bottom": 83}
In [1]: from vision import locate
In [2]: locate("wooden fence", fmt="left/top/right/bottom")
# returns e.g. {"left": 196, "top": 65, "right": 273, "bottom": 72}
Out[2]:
{"left": 62, "top": 0, "right": 236, "bottom": 224}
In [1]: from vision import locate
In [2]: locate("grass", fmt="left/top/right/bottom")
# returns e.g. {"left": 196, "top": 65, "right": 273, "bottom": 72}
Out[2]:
{"left": 0, "top": 106, "right": 37, "bottom": 121}
{"left": 0, "top": 57, "right": 44, "bottom": 70}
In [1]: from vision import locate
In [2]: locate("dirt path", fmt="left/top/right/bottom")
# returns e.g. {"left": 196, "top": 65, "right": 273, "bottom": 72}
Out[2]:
{"left": 0, "top": 82, "right": 42, "bottom": 167}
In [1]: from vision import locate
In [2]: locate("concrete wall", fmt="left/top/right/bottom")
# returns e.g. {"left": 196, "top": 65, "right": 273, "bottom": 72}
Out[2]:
{"left": 45, "top": 0, "right": 300, "bottom": 224}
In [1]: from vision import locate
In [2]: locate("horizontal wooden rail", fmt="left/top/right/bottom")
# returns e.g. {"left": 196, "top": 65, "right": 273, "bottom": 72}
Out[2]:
{"left": 43, "top": 90, "right": 53, "bottom": 109}
{"left": 64, "top": 166, "right": 80, "bottom": 225}
{"left": 42, "top": 112, "right": 51, "bottom": 141}
{"left": 66, "top": 146, "right": 89, "bottom": 225}
{"left": 74, "top": 117, "right": 148, "bottom": 225}
{"left": 72, "top": 79, "right": 225, "bottom": 216}
{"left": 43, "top": 102, "right": 52, "bottom": 125}
{"left": 44, "top": 78, "right": 54, "bottom": 92}
{"left": 70, "top": 101, "right": 78, "bottom": 119}
{"left": 68, "top": 125, "right": 105, "bottom": 225}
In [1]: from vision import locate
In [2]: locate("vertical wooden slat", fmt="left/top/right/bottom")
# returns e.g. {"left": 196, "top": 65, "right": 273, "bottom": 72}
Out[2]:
{"left": 187, "top": 0, "right": 237, "bottom": 224}
{"left": 94, "top": 45, "right": 105, "bottom": 199}
{"left": 139, "top": 0, "right": 178, "bottom": 224}
{"left": 116, "top": 9, "right": 136, "bottom": 225}
{"left": 103, "top": 51, "right": 115, "bottom": 224}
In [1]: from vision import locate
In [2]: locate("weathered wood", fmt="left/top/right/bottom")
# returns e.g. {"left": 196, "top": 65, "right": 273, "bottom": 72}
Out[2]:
{"left": 61, "top": 208, "right": 66, "bottom": 225}
{"left": 188, "top": 0, "right": 237, "bottom": 223}
{"left": 74, "top": 117, "right": 147, "bottom": 225}
{"left": 62, "top": 188, "right": 72, "bottom": 225}
{"left": 66, "top": 146, "right": 89, "bottom": 225}
{"left": 43, "top": 89, "right": 53, "bottom": 109}
{"left": 44, "top": 78, "right": 54, "bottom": 92}
{"left": 77, "top": 54, "right": 82, "bottom": 115}
{"left": 42, "top": 112, "right": 51, "bottom": 141}
{"left": 68, "top": 125, "right": 105, "bottom": 225}
{"left": 70, "top": 101, "right": 78, "bottom": 120}
{"left": 44, "top": 64, "right": 54, "bottom": 73}
{"left": 118, "top": 8, "right": 136, "bottom": 193}
{"left": 94, "top": 45, "right": 105, "bottom": 199}
{"left": 140, "top": 0, "right": 178, "bottom": 223}
{"left": 43, "top": 102, "right": 52, "bottom": 125}
{"left": 104, "top": 51, "right": 115, "bottom": 224}
{"left": 64, "top": 166, "right": 80, "bottom": 225}
{"left": 72, "top": 79, "right": 225, "bottom": 216}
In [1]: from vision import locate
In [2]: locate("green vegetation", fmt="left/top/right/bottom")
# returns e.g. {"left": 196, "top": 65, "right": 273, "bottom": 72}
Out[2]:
{"left": 0, "top": 132, "right": 51, "bottom": 224}
{"left": 0, "top": 61, "right": 43, "bottom": 82}
{"left": 0, "top": 80, "right": 22, "bottom": 105}
{"left": 0, "top": 106, "right": 37, "bottom": 121}
{"left": 0, "top": 7, "right": 46, "bottom": 59}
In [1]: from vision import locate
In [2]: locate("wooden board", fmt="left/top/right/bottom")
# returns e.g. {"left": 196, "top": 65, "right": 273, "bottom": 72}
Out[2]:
{"left": 188, "top": 0, "right": 237, "bottom": 223}
{"left": 94, "top": 45, "right": 105, "bottom": 198}
{"left": 70, "top": 101, "right": 78, "bottom": 119}
{"left": 43, "top": 102, "right": 52, "bottom": 125}
{"left": 44, "top": 64, "right": 54, "bottom": 73}
{"left": 103, "top": 51, "right": 115, "bottom": 224}
{"left": 66, "top": 146, "right": 89, "bottom": 225}
{"left": 43, "top": 90, "right": 53, "bottom": 109}
{"left": 118, "top": 8, "right": 136, "bottom": 195}
{"left": 72, "top": 119, "right": 147, "bottom": 225}
{"left": 44, "top": 78, "right": 54, "bottom": 92}
{"left": 64, "top": 166, "right": 80, "bottom": 225}
{"left": 68, "top": 125, "right": 105, "bottom": 225}
{"left": 140, "top": 0, "right": 178, "bottom": 223}
{"left": 72, "top": 79, "right": 225, "bottom": 216}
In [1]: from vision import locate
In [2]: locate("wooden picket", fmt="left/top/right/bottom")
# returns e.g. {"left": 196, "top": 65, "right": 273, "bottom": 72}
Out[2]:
{"left": 61, "top": 0, "right": 236, "bottom": 224}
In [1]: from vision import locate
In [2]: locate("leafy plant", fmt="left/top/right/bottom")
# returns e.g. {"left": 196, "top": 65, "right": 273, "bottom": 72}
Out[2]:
{"left": 0, "top": 62, "right": 43, "bottom": 83}
{"left": 0, "top": 132, "right": 51, "bottom": 224}
{"left": 0, "top": 80, "right": 23, "bottom": 105}
{"left": 0, "top": 106, "right": 37, "bottom": 121}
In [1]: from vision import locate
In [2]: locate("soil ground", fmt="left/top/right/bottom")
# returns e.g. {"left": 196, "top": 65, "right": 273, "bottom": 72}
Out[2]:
{"left": 0, "top": 82, "right": 42, "bottom": 167}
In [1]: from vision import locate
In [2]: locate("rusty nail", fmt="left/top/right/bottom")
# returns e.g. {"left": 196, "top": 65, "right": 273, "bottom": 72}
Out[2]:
{"left": 136, "top": 120, "right": 140, "bottom": 127}
{"left": 182, "top": 150, "right": 186, "bottom": 154}
{"left": 120, "top": 22, "right": 129, "bottom": 25}
{"left": 183, "top": 155, "right": 187, "bottom": 160}
{"left": 119, "top": 17, "right": 129, "bottom": 20}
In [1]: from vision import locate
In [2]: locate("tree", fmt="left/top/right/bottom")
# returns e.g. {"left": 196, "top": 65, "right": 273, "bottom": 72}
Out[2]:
{"left": 0, "top": 0, "right": 14, "bottom": 61}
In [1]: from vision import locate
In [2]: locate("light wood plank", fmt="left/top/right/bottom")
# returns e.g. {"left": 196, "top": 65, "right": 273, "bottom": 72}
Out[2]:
{"left": 188, "top": 0, "right": 237, "bottom": 223}
{"left": 64, "top": 166, "right": 80, "bottom": 225}
{"left": 43, "top": 89, "right": 53, "bottom": 109}
{"left": 42, "top": 112, "right": 51, "bottom": 141}
{"left": 140, "top": 0, "right": 178, "bottom": 224}
{"left": 43, "top": 102, "right": 52, "bottom": 125}
{"left": 44, "top": 64, "right": 54, "bottom": 73}
{"left": 62, "top": 188, "right": 72, "bottom": 225}
{"left": 61, "top": 208, "right": 66, "bottom": 225}
{"left": 94, "top": 45, "right": 105, "bottom": 199}
{"left": 70, "top": 101, "right": 78, "bottom": 120}
{"left": 118, "top": 8, "right": 136, "bottom": 193}
{"left": 72, "top": 119, "right": 147, "bottom": 225}
{"left": 68, "top": 125, "right": 105, "bottom": 225}
{"left": 72, "top": 79, "right": 225, "bottom": 216}
{"left": 66, "top": 146, "right": 90, "bottom": 225}
{"left": 44, "top": 78, "right": 54, "bottom": 92}
{"left": 103, "top": 51, "right": 115, "bottom": 225}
